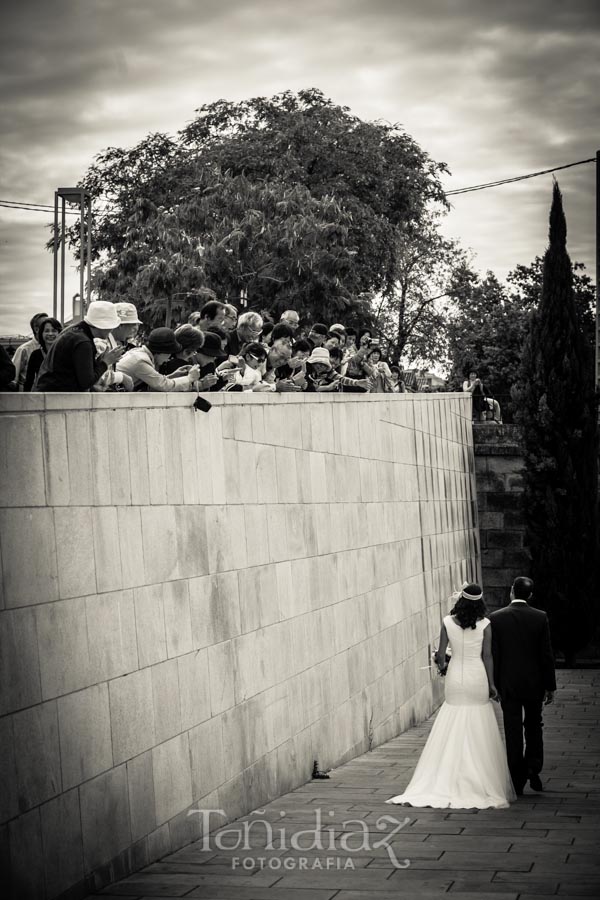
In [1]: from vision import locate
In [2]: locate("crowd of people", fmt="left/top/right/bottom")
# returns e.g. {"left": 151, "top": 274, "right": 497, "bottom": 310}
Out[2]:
{"left": 1, "top": 300, "right": 415, "bottom": 396}
{"left": 0, "top": 299, "right": 501, "bottom": 420}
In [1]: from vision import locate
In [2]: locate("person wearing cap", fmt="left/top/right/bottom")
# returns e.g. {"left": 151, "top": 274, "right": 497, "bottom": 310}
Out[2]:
{"left": 116, "top": 327, "right": 200, "bottom": 392}
{"left": 36, "top": 301, "right": 124, "bottom": 391}
{"left": 195, "top": 331, "right": 228, "bottom": 391}
{"left": 305, "top": 346, "right": 370, "bottom": 393}
{"left": 307, "top": 323, "right": 328, "bottom": 348}
{"left": 160, "top": 324, "right": 205, "bottom": 375}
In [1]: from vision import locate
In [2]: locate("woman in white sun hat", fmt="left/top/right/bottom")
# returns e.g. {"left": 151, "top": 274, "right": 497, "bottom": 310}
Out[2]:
{"left": 36, "top": 301, "right": 124, "bottom": 392}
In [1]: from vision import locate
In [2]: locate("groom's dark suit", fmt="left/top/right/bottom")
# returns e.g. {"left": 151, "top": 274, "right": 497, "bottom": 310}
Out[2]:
{"left": 490, "top": 601, "right": 556, "bottom": 792}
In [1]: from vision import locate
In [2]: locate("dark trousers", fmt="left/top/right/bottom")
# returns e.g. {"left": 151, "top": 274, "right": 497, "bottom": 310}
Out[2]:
{"left": 501, "top": 698, "right": 544, "bottom": 790}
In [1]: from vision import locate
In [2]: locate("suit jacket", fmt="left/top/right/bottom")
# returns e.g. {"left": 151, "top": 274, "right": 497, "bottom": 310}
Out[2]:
{"left": 490, "top": 603, "right": 556, "bottom": 701}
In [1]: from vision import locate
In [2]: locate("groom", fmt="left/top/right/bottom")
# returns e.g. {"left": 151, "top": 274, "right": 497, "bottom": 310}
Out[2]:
{"left": 490, "top": 576, "right": 556, "bottom": 795}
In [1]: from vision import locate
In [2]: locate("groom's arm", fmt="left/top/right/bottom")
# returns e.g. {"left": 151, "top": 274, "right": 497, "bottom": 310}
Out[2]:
{"left": 540, "top": 614, "right": 556, "bottom": 693}
{"left": 490, "top": 616, "right": 502, "bottom": 694}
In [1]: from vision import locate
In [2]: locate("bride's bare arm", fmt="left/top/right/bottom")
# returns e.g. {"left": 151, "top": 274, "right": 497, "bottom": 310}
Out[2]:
{"left": 435, "top": 623, "right": 448, "bottom": 671}
{"left": 482, "top": 624, "right": 499, "bottom": 699}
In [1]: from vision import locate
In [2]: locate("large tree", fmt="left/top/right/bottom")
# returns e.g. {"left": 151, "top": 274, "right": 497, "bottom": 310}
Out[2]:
{"left": 60, "top": 89, "right": 449, "bottom": 326}
{"left": 445, "top": 257, "right": 596, "bottom": 422}
{"left": 513, "top": 181, "right": 598, "bottom": 661}
{"left": 372, "top": 212, "right": 467, "bottom": 365}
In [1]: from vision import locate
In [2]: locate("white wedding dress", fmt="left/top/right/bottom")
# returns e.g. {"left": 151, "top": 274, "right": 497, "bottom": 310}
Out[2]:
{"left": 387, "top": 615, "right": 516, "bottom": 809}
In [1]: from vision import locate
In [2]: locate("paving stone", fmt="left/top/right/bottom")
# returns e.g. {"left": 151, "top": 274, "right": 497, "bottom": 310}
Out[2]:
{"left": 90, "top": 669, "right": 599, "bottom": 899}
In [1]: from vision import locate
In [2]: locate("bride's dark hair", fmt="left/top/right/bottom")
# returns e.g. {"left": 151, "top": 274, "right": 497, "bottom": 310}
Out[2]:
{"left": 450, "top": 583, "right": 486, "bottom": 629}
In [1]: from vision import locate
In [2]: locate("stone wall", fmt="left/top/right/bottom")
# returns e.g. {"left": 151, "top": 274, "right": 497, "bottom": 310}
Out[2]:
{"left": 0, "top": 391, "right": 479, "bottom": 899}
{"left": 473, "top": 423, "right": 527, "bottom": 610}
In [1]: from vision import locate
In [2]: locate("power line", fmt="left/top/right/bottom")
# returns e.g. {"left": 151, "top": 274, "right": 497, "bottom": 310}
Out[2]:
{"left": 0, "top": 155, "right": 596, "bottom": 214}
{"left": 446, "top": 157, "right": 595, "bottom": 196}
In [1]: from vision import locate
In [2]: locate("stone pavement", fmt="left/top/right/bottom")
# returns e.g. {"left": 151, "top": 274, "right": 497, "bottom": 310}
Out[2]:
{"left": 90, "top": 670, "right": 600, "bottom": 900}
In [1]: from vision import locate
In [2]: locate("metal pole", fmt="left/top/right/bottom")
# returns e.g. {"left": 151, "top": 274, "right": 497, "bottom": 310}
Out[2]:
{"left": 53, "top": 192, "right": 59, "bottom": 319}
{"left": 596, "top": 149, "right": 599, "bottom": 388}
{"left": 79, "top": 191, "right": 85, "bottom": 315}
{"left": 60, "top": 197, "right": 66, "bottom": 324}
{"left": 86, "top": 195, "right": 92, "bottom": 308}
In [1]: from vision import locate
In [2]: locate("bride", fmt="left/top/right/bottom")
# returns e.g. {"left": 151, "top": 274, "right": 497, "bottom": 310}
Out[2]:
{"left": 387, "top": 583, "right": 516, "bottom": 809}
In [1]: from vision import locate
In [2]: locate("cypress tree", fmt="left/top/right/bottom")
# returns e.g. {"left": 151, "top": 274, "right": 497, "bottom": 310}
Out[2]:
{"left": 514, "top": 180, "right": 598, "bottom": 662}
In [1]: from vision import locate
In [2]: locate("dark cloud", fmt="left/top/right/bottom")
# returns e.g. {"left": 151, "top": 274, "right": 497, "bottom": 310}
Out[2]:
{"left": 0, "top": 0, "right": 598, "bottom": 333}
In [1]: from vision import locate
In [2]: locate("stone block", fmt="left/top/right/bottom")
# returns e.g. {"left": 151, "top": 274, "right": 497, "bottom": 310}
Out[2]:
{"left": 92, "top": 506, "right": 123, "bottom": 594}
{"left": 503, "top": 509, "right": 525, "bottom": 529}
{"left": 126, "top": 750, "right": 156, "bottom": 843}
{"left": 0, "top": 715, "right": 18, "bottom": 823}
{"left": 116, "top": 506, "right": 147, "bottom": 588}
{"left": 42, "top": 413, "right": 70, "bottom": 505}
{"left": 188, "top": 715, "right": 224, "bottom": 801}
{"left": 134, "top": 582, "right": 167, "bottom": 668}
{"left": 178, "top": 648, "right": 211, "bottom": 731}
{"left": 107, "top": 410, "right": 132, "bottom": 504}
{"left": 152, "top": 732, "right": 193, "bottom": 825}
{"left": 54, "top": 506, "right": 96, "bottom": 599}
{"left": 162, "top": 579, "right": 193, "bottom": 658}
{"left": 487, "top": 530, "right": 523, "bottom": 549}
{"left": 243, "top": 504, "right": 271, "bottom": 568}
{"left": 188, "top": 574, "right": 217, "bottom": 649}
{"left": 0, "top": 414, "right": 46, "bottom": 507}
{"left": 206, "top": 407, "right": 226, "bottom": 504}
{"left": 480, "top": 548, "right": 504, "bottom": 567}
{"left": 9, "top": 807, "right": 45, "bottom": 899}
{"left": 65, "top": 411, "right": 94, "bottom": 505}
{"left": 487, "top": 455, "right": 525, "bottom": 474}
{"left": 486, "top": 491, "right": 523, "bottom": 512}
{"left": 109, "top": 668, "right": 155, "bottom": 765}
{"left": 503, "top": 548, "right": 532, "bottom": 568}
{"left": 0, "top": 507, "right": 59, "bottom": 608}
{"left": 140, "top": 505, "right": 179, "bottom": 585}
{"left": 482, "top": 567, "right": 514, "bottom": 588}
{"left": 80, "top": 764, "right": 131, "bottom": 872}
{"left": 174, "top": 504, "right": 209, "bottom": 580}
{"left": 204, "top": 504, "right": 232, "bottom": 574}
{"left": 85, "top": 589, "right": 137, "bottom": 683}
{"left": 127, "top": 408, "right": 151, "bottom": 505}
{"left": 151, "top": 658, "right": 182, "bottom": 744}
{"left": 479, "top": 511, "right": 504, "bottom": 529}
{"left": 58, "top": 683, "right": 113, "bottom": 791}
{"left": 255, "top": 443, "right": 278, "bottom": 502}
{"left": 0, "top": 607, "right": 41, "bottom": 715}
{"left": 207, "top": 640, "right": 235, "bottom": 715}
{"left": 11, "top": 699, "right": 60, "bottom": 812}
{"left": 163, "top": 407, "right": 185, "bottom": 505}
{"left": 37, "top": 595, "right": 91, "bottom": 700}
{"left": 40, "top": 787, "right": 84, "bottom": 898}
{"left": 89, "top": 408, "right": 112, "bottom": 506}
{"left": 266, "top": 503, "right": 289, "bottom": 563}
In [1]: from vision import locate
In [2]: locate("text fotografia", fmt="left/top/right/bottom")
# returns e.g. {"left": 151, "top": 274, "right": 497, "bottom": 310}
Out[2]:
{"left": 188, "top": 808, "right": 412, "bottom": 869}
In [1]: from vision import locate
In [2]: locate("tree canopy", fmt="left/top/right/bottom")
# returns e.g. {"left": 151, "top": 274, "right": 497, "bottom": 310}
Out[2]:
{"left": 64, "top": 88, "right": 449, "bottom": 327}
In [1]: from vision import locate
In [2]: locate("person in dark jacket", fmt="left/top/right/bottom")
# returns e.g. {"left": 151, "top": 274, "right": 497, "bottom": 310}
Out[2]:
{"left": 490, "top": 577, "right": 556, "bottom": 795}
{"left": 36, "top": 301, "right": 123, "bottom": 391}
{"left": 0, "top": 345, "right": 16, "bottom": 389}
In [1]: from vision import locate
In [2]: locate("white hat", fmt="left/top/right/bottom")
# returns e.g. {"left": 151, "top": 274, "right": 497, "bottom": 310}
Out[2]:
{"left": 307, "top": 347, "right": 332, "bottom": 368}
{"left": 115, "top": 302, "right": 142, "bottom": 325}
{"left": 84, "top": 301, "right": 120, "bottom": 330}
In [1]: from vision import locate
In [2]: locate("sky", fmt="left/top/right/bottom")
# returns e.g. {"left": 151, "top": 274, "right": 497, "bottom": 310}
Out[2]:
{"left": 1, "top": 0, "right": 599, "bottom": 335}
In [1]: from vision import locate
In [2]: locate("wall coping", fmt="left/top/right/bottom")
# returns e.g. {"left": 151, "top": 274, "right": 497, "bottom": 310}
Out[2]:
{"left": 0, "top": 390, "right": 470, "bottom": 414}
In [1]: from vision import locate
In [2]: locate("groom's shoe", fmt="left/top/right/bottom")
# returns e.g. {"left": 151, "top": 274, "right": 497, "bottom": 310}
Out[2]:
{"left": 529, "top": 774, "right": 543, "bottom": 792}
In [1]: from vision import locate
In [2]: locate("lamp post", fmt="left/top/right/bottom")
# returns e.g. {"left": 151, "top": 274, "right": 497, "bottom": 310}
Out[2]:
{"left": 53, "top": 188, "right": 92, "bottom": 322}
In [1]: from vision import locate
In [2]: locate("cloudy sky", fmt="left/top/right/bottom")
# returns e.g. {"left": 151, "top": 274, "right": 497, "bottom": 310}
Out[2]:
{"left": 1, "top": 0, "right": 598, "bottom": 335}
